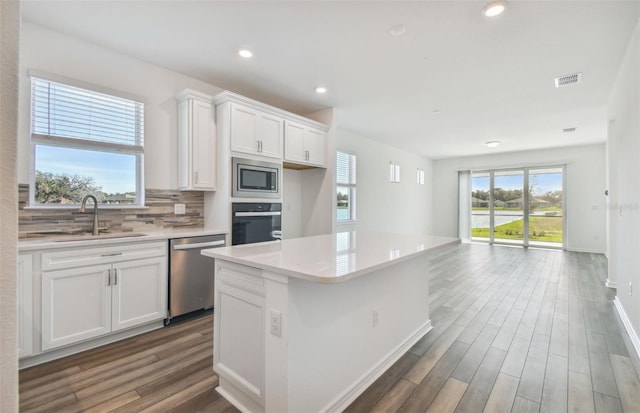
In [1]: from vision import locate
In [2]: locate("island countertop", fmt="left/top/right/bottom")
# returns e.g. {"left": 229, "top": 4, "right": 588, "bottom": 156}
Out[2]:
{"left": 201, "top": 231, "right": 459, "bottom": 283}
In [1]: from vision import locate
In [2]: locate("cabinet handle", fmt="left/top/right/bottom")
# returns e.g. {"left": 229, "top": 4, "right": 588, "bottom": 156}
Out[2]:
{"left": 101, "top": 252, "right": 122, "bottom": 257}
{"left": 114, "top": 268, "right": 118, "bottom": 285}
{"left": 107, "top": 269, "right": 111, "bottom": 286}
{"left": 306, "top": 150, "right": 309, "bottom": 161}
{"left": 195, "top": 171, "right": 199, "bottom": 184}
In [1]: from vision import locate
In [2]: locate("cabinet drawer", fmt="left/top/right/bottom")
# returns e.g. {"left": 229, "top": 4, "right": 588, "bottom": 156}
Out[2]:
{"left": 42, "top": 241, "right": 167, "bottom": 271}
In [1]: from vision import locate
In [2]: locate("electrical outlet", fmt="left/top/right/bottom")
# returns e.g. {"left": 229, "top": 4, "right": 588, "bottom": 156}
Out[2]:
{"left": 372, "top": 310, "right": 379, "bottom": 327}
{"left": 270, "top": 310, "right": 282, "bottom": 337}
{"left": 174, "top": 203, "right": 186, "bottom": 215}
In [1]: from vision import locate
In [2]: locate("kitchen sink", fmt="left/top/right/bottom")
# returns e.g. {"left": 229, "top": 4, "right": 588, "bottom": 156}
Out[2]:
{"left": 52, "top": 232, "right": 148, "bottom": 242}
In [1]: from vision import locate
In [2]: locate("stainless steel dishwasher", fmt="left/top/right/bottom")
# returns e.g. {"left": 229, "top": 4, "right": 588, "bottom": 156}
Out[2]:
{"left": 167, "top": 234, "right": 225, "bottom": 323}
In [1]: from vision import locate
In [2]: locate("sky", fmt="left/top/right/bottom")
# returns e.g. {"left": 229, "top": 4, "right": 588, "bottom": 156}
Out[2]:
{"left": 36, "top": 145, "right": 136, "bottom": 194}
{"left": 472, "top": 170, "right": 563, "bottom": 195}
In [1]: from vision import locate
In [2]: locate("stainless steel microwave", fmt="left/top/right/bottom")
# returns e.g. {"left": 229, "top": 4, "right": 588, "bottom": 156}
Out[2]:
{"left": 232, "top": 157, "right": 280, "bottom": 199}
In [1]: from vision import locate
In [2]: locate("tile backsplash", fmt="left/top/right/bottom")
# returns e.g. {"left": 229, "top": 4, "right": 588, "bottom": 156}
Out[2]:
{"left": 18, "top": 184, "right": 204, "bottom": 239}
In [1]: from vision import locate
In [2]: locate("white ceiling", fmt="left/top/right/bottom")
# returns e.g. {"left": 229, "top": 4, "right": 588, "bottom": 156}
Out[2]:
{"left": 21, "top": 1, "right": 639, "bottom": 159}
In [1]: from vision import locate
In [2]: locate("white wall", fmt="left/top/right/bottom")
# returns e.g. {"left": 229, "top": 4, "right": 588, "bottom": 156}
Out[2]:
{"left": 18, "top": 23, "right": 222, "bottom": 189}
{"left": 301, "top": 108, "right": 337, "bottom": 237}
{"left": 607, "top": 18, "right": 640, "bottom": 353}
{"left": 432, "top": 144, "right": 607, "bottom": 253}
{"left": 335, "top": 129, "right": 433, "bottom": 235}
{"left": 282, "top": 169, "right": 303, "bottom": 238}
{"left": 0, "top": 1, "right": 20, "bottom": 410}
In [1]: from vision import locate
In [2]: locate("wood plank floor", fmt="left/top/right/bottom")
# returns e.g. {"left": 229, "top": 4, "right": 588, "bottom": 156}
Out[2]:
{"left": 19, "top": 244, "right": 640, "bottom": 412}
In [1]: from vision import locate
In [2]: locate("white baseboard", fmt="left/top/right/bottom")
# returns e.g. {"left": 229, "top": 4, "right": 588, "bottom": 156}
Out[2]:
{"left": 323, "top": 320, "right": 433, "bottom": 413}
{"left": 566, "top": 247, "right": 607, "bottom": 254}
{"left": 217, "top": 378, "right": 263, "bottom": 413}
{"left": 605, "top": 279, "right": 617, "bottom": 288}
{"left": 613, "top": 297, "right": 640, "bottom": 360}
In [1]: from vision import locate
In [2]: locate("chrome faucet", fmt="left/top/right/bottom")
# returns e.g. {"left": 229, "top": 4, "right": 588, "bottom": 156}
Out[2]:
{"left": 80, "top": 194, "right": 100, "bottom": 235}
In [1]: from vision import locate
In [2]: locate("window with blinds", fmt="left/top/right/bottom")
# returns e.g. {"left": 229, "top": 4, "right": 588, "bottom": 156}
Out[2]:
{"left": 30, "top": 76, "right": 145, "bottom": 207}
{"left": 336, "top": 151, "right": 356, "bottom": 222}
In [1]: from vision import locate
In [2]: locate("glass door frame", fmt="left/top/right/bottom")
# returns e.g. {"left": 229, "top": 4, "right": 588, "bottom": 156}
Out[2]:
{"left": 471, "top": 165, "right": 566, "bottom": 250}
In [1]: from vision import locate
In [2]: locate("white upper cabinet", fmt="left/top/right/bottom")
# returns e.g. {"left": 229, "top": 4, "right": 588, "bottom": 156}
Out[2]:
{"left": 230, "top": 103, "right": 283, "bottom": 159}
{"left": 177, "top": 90, "right": 216, "bottom": 191}
{"left": 284, "top": 121, "right": 326, "bottom": 167}
{"left": 283, "top": 122, "right": 305, "bottom": 164}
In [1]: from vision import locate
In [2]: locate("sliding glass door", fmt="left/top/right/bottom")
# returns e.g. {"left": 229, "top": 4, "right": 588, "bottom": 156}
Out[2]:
{"left": 471, "top": 172, "right": 491, "bottom": 241}
{"left": 528, "top": 168, "right": 564, "bottom": 247}
{"left": 470, "top": 166, "right": 564, "bottom": 248}
{"left": 493, "top": 170, "right": 525, "bottom": 245}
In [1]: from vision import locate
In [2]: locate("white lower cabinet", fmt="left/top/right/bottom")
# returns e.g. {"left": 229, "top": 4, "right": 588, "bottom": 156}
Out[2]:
{"left": 111, "top": 257, "right": 167, "bottom": 331}
{"left": 40, "top": 242, "right": 167, "bottom": 351}
{"left": 18, "top": 254, "right": 33, "bottom": 358}
{"left": 42, "top": 264, "right": 111, "bottom": 350}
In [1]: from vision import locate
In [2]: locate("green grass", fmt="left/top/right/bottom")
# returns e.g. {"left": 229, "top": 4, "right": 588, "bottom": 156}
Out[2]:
{"left": 472, "top": 216, "right": 563, "bottom": 242}
{"left": 472, "top": 206, "right": 562, "bottom": 212}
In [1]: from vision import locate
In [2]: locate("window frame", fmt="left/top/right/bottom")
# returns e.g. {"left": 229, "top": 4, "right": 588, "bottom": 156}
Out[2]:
{"left": 28, "top": 73, "right": 145, "bottom": 209}
{"left": 336, "top": 151, "right": 357, "bottom": 223}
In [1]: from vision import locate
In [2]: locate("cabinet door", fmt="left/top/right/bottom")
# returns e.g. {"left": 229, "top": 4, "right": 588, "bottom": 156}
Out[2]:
{"left": 192, "top": 98, "right": 216, "bottom": 190}
{"left": 284, "top": 121, "right": 306, "bottom": 163}
{"left": 111, "top": 257, "right": 167, "bottom": 332}
{"left": 230, "top": 103, "right": 260, "bottom": 155}
{"left": 259, "top": 113, "right": 283, "bottom": 159}
{"left": 18, "top": 255, "right": 33, "bottom": 358}
{"left": 305, "top": 128, "right": 326, "bottom": 167}
{"left": 42, "top": 264, "right": 111, "bottom": 351}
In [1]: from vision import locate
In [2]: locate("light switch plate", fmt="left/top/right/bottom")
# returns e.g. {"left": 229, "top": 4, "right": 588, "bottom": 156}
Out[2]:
{"left": 174, "top": 203, "right": 186, "bottom": 215}
{"left": 270, "top": 310, "right": 282, "bottom": 337}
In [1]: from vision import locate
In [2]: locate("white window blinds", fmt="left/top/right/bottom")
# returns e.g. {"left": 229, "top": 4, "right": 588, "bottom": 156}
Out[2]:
{"left": 31, "top": 77, "right": 144, "bottom": 150}
{"left": 337, "top": 152, "right": 356, "bottom": 185}
{"left": 336, "top": 151, "right": 357, "bottom": 222}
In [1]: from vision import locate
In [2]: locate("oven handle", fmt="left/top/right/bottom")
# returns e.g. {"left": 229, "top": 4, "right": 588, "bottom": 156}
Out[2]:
{"left": 234, "top": 211, "right": 282, "bottom": 217}
{"left": 172, "top": 240, "right": 226, "bottom": 250}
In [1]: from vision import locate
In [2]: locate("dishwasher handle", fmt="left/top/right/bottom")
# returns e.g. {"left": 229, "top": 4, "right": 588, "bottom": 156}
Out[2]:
{"left": 172, "top": 240, "right": 226, "bottom": 250}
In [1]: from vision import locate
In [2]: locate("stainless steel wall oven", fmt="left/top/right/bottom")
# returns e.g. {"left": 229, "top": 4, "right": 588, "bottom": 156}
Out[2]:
{"left": 232, "top": 203, "right": 282, "bottom": 245}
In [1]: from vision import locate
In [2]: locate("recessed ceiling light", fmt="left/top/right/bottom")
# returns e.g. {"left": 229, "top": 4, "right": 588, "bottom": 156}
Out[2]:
{"left": 482, "top": 1, "right": 506, "bottom": 17}
{"left": 431, "top": 109, "right": 441, "bottom": 115}
{"left": 485, "top": 140, "right": 501, "bottom": 148}
{"left": 315, "top": 86, "right": 327, "bottom": 94}
{"left": 238, "top": 49, "right": 253, "bottom": 58}
{"left": 389, "top": 24, "right": 406, "bottom": 36}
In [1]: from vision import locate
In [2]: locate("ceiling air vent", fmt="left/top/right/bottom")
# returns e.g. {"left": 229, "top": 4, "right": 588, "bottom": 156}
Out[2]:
{"left": 563, "top": 127, "right": 576, "bottom": 133}
{"left": 555, "top": 73, "right": 582, "bottom": 88}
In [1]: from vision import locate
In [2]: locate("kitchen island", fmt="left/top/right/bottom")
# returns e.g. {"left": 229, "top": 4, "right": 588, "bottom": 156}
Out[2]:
{"left": 202, "top": 232, "right": 459, "bottom": 413}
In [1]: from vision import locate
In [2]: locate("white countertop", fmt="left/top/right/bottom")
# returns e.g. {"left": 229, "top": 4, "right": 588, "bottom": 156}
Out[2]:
{"left": 202, "top": 232, "right": 459, "bottom": 283}
{"left": 18, "top": 227, "right": 229, "bottom": 251}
